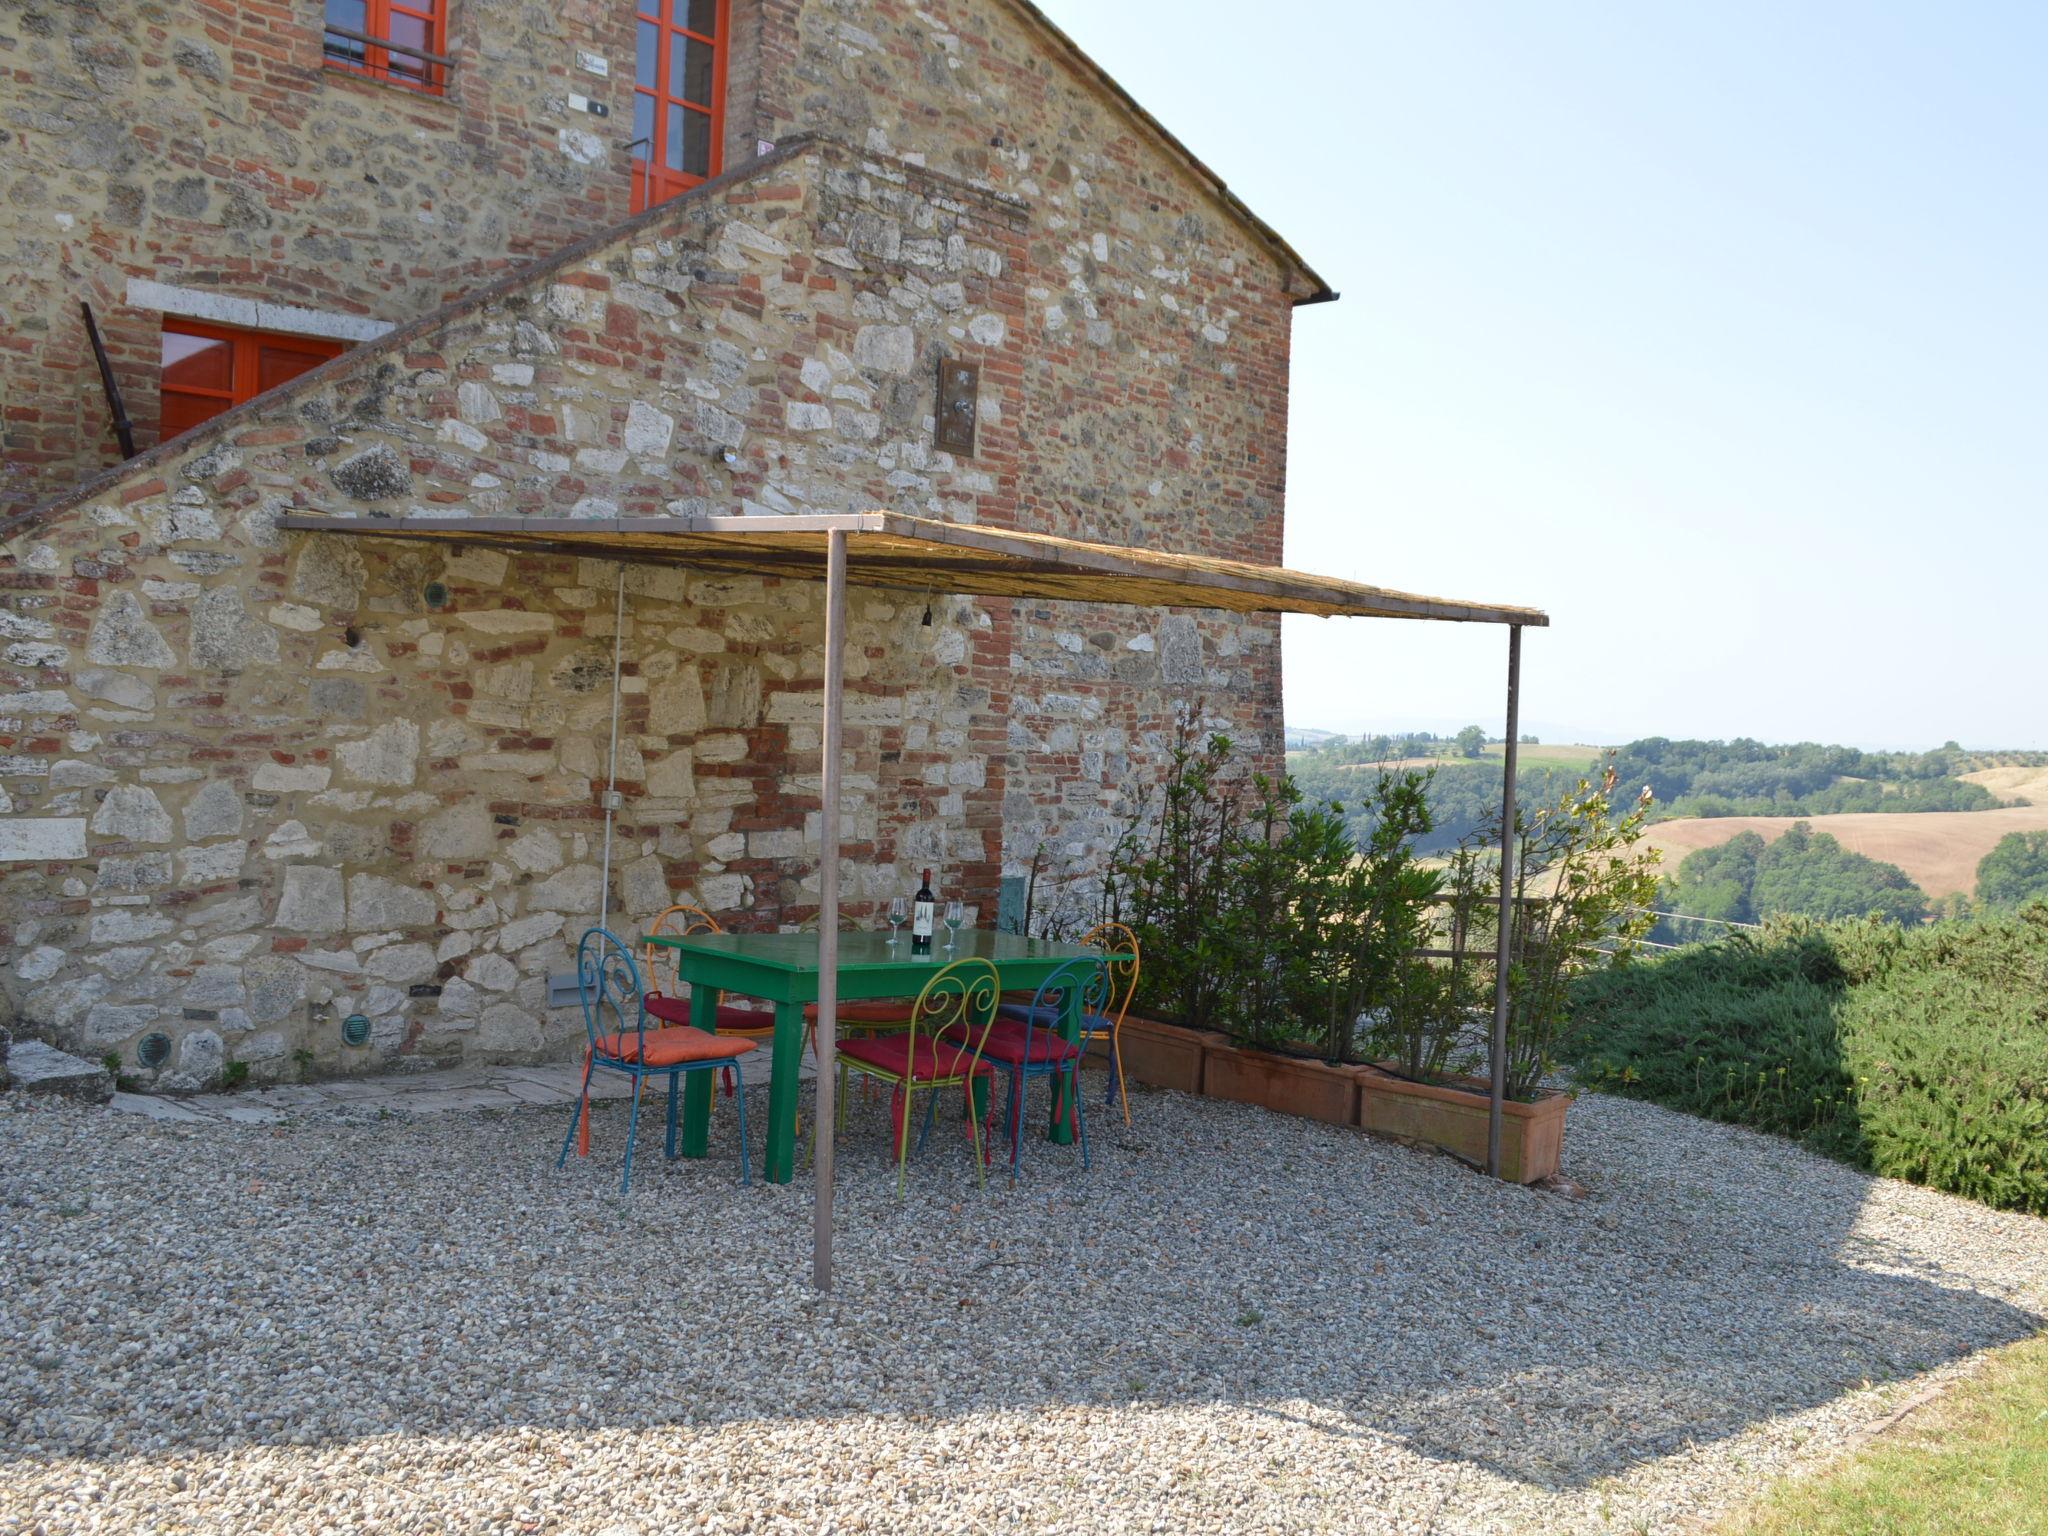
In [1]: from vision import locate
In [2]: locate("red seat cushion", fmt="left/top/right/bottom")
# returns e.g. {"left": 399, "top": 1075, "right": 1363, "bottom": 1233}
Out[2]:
{"left": 802, "top": 998, "right": 915, "bottom": 1026}
{"left": 997, "top": 1002, "right": 1116, "bottom": 1039}
{"left": 594, "top": 1028, "right": 757, "bottom": 1068}
{"left": 970, "top": 1018, "right": 1081, "bottom": 1066}
{"left": 644, "top": 993, "right": 775, "bottom": 1034}
{"left": 839, "top": 1032, "right": 992, "bottom": 1083}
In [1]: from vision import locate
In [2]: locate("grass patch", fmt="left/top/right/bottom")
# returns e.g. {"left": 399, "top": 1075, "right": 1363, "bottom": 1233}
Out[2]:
{"left": 1566, "top": 904, "right": 2048, "bottom": 1215}
{"left": 1721, "top": 1331, "right": 2048, "bottom": 1535}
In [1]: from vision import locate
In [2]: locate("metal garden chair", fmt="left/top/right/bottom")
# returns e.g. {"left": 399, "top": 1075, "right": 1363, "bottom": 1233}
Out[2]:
{"left": 822, "top": 956, "right": 1002, "bottom": 1195}
{"left": 558, "top": 927, "right": 754, "bottom": 1193}
{"left": 997, "top": 921, "right": 1142, "bottom": 1125}
{"left": 798, "top": 909, "right": 915, "bottom": 1081}
{"left": 642, "top": 902, "right": 775, "bottom": 1098}
{"left": 970, "top": 954, "right": 1108, "bottom": 1178}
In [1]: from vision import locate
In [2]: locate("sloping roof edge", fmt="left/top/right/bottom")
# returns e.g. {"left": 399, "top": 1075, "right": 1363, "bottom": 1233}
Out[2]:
{"left": 273, "top": 510, "right": 1548, "bottom": 627}
{"left": 994, "top": 0, "right": 1336, "bottom": 306}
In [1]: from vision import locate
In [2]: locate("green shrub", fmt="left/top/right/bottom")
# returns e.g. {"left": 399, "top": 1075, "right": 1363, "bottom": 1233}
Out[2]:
{"left": 1111, "top": 720, "right": 1662, "bottom": 1092}
{"left": 1104, "top": 718, "right": 1442, "bottom": 1058}
{"left": 1566, "top": 905, "right": 2048, "bottom": 1214}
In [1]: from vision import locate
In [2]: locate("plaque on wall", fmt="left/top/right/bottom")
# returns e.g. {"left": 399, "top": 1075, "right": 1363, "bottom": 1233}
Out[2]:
{"left": 936, "top": 358, "right": 980, "bottom": 457}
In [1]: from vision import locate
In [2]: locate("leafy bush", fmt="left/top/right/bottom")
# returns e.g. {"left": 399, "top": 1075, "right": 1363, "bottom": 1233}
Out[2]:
{"left": 1566, "top": 906, "right": 2048, "bottom": 1214}
{"left": 1104, "top": 720, "right": 1442, "bottom": 1058}
{"left": 1112, "top": 723, "right": 1662, "bottom": 1099}
{"left": 1495, "top": 770, "right": 1664, "bottom": 1097}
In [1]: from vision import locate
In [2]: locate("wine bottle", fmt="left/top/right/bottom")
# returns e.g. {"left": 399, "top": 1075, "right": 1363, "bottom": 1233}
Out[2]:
{"left": 911, "top": 869, "right": 936, "bottom": 955}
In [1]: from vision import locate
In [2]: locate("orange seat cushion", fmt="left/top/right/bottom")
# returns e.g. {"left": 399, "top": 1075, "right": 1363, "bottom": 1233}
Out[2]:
{"left": 595, "top": 1028, "right": 757, "bottom": 1068}
{"left": 644, "top": 993, "right": 776, "bottom": 1034}
{"left": 839, "top": 1032, "right": 992, "bottom": 1084}
{"left": 802, "top": 998, "right": 915, "bottom": 1026}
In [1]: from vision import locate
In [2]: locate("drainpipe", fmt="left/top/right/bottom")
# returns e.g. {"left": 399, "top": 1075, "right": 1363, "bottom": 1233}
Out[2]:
{"left": 597, "top": 566, "right": 627, "bottom": 931}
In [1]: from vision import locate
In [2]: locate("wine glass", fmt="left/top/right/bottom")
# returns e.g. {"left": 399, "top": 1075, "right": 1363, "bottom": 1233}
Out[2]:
{"left": 943, "top": 899, "right": 965, "bottom": 953}
{"left": 887, "top": 896, "right": 907, "bottom": 949}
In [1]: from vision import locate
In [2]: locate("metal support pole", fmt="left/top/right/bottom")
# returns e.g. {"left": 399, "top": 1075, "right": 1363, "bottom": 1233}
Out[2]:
{"left": 1487, "top": 625, "right": 1524, "bottom": 1179}
{"left": 812, "top": 530, "right": 848, "bottom": 1291}
{"left": 597, "top": 567, "right": 627, "bottom": 933}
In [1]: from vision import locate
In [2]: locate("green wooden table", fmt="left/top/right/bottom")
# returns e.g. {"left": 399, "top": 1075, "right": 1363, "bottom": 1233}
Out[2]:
{"left": 647, "top": 929, "right": 1122, "bottom": 1184}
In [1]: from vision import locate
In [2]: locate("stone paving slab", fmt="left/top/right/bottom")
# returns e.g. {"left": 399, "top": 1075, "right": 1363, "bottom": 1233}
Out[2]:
{"left": 104, "top": 1047, "right": 820, "bottom": 1124}
{"left": 7, "top": 1042, "right": 114, "bottom": 1103}
{"left": 107, "top": 1091, "right": 212, "bottom": 1123}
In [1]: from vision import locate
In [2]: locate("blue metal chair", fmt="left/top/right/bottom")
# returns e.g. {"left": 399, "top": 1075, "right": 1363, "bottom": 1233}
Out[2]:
{"left": 557, "top": 927, "right": 755, "bottom": 1193}
{"left": 999, "top": 921, "right": 1141, "bottom": 1125}
{"left": 949, "top": 955, "right": 1109, "bottom": 1179}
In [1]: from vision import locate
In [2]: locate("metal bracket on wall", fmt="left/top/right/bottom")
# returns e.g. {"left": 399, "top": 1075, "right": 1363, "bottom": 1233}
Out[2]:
{"left": 80, "top": 301, "right": 135, "bottom": 459}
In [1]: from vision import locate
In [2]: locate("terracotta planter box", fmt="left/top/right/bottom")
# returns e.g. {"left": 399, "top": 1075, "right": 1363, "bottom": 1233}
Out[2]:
{"left": 1108, "top": 1015, "right": 1225, "bottom": 1096}
{"left": 1354, "top": 1066, "right": 1570, "bottom": 1184}
{"left": 1201, "top": 1042, "right": 1360, "bottom": 1127}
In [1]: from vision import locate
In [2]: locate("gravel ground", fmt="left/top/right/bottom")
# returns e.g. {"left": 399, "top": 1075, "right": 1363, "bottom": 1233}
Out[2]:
{"left": 3, "top": 1075, "right": 2045, "bottom": 1536}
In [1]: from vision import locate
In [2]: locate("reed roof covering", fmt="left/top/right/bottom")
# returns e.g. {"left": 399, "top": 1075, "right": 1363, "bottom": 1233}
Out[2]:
{"left": 274, "top": 511, "right": 1548, "bottom": 626}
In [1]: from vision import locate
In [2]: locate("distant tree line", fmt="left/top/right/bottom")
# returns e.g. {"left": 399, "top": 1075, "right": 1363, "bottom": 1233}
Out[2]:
{"left": 1290, "top": 733, "right": 2027, "bottom": 857}
{"left": 1977, "top": 831, "right": 2048, "bottom": 911}
{"left": 1654, "top": 824, "right": 1929, "bottom": 941}
{"left": 1292, "top": 730, "right": 1469, "bottom": 766}
{"left": 1606, "top": 738, "right": 2010, "bottom": 817}
{"left": 1285, "top": 759, "right": 1588, "bottom": 856}
{"left": 1653, "top": 825, "right": 2048, "bottom": 940}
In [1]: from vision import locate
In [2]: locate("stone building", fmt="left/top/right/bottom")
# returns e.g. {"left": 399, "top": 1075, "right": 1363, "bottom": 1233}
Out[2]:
{"left": 0, "top": 0, "right": 1332, "bottom": 1086}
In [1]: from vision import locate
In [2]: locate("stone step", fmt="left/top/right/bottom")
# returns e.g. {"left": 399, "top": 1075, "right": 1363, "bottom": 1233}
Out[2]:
{"left": 5, "top": 1041, "right": 115, "bottom": 1103}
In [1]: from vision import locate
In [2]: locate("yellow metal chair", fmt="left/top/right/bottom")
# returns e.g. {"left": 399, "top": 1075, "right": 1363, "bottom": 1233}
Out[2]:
{"left": 1082, "top": 921, "right": 1142, "bottom": 1126}
{"left": 823, "top": 957, "right": 1002, "bottom": 1195}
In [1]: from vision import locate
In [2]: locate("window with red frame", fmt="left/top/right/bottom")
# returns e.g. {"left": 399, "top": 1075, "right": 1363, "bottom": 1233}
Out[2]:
{"left": 158, "top": 320, "right": 346, "bottom": 441}
{"left": 631, "top": 0, "right": 728, "bottom": 212}
{"left": 323, "top": 0, "right": 448, "bottom": 93}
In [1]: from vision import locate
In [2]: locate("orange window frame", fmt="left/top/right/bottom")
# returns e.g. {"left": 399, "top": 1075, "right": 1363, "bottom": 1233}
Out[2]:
{"left": 158, "top": 319, "right": 345, "bottom": 441}
{"left": 631, "top": 0, "right": 730, "bottom": 212}
{"left": 322, "top": 0, "right": 449, "bottom": 94}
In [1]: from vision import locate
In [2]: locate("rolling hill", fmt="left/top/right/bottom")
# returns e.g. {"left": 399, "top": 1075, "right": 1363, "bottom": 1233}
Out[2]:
{"left": 1638, "top": 803, "right": 2048, "bottom": 900}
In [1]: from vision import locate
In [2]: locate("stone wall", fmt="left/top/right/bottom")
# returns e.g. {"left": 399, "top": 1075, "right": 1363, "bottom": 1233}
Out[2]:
{"left": 2, "top": 0, "right": 1323, "bottom": 1083}
{"left": 745, "top": 0, "right": 1306, "bottom": 880}
{"left": 0, "top": 0, "right": 696, "bottom": 518}
{"left": 0, "top": 140, "right": 1280, "bottom": 1085}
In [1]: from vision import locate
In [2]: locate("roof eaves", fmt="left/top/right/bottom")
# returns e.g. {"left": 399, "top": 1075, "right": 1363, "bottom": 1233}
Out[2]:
{"left": 995, "top": 0, "right": 1337, "bottom": 306}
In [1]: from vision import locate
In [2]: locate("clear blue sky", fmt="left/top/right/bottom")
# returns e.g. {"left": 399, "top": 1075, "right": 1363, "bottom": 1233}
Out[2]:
{"left": 1036, "top": 1, "right": 2047, "bottom": 751}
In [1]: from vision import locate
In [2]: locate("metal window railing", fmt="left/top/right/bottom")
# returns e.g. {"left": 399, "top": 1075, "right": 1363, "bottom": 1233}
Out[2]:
{"left": 321, "top": 23, "right": 455, "bottom": 86}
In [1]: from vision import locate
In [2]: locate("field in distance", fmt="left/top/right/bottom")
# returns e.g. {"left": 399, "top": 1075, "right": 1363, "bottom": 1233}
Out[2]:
{"left": 1639, "top": 770, "right": 2048, "bottom": 899}
{"left": 1301, "top": 742, "right": 1607, "bottom": 772}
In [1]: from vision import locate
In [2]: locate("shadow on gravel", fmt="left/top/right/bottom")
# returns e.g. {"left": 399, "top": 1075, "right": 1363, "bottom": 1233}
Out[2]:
{"left": 2, "top": 1083, "right": 2042, "bottom": 1493}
